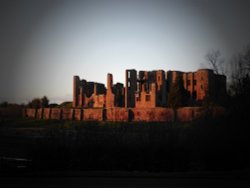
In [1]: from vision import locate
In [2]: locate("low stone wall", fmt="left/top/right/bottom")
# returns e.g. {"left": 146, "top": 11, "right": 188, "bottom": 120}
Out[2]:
{"left": 36, "top": 108, "right": 44, "bottom": 119}
{"left": 23, "top": 106, "right": 225, "bottom": 122}
{"left": 106, "top": 108, "right": 129, "bottom": 121}
{"left": 50, "top": 108, "right": 62, "bottom": 120}
{"left": 62, "top": 108, "right": 74, "bottom": 120}
{"left": 74, "top": 109, "right": 82, "bottom": 120}
{"left": 43, "top": 108, "right": 51, "bottom": 119}
{"left": 131, "top": 108, "right": 174, "bottom": 122}
{"left": 26, "top": 108, "right": 37, "bottom": 118}
{"left": 83, "top": 108, "right": 103, "bottom": 121}
{"left": 176, "top": 106, "right": 226, "bottom": 122}
{"left": 193, "top": 107, "right": 206, "bottom": 120}
{"left": 176, "top": 107, "right": 194, "bottom": 122}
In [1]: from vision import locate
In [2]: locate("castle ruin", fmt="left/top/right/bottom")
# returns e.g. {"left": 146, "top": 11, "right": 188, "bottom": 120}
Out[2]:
{"left": 23, "top": 69, "right": 226, "bottom": 122}
{"left": 73, "top": 69, "right": 226, "bottom": 109}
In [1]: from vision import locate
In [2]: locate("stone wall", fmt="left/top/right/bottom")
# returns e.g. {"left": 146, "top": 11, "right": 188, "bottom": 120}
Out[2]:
{"left": 83, "top": 108, "right": 103, "bottom": 121}
{"left": 26, "top": 108, "right": 37, "bottom": 118}
{"left": 50, "top": 108, "right": 62, "bottom": 120}
{"left": 193, "top": 107, "right": 206, "bottom": 120}
{"left": 131, "top": 108, "right": 174, "bottom": 122}
{"left": 23, "top": 106, "right": 225, "bottom": 122}
{"left": 176, "top": 107, "right": 194, "bottom": 122}
{"left": 106, "top": 108, "right": 129, "bottom": 121}
{"left": 74, "top": 109, "right": 82, "bottom": 120}
{"left": 175, "top": 107, "right": 226, "bottom": 122}
{"left": 62, "top": 108, "right": 74, "bottom": 120}
{"left": 43, "top": 108, "right": 51, "bottom": 119}
{"left": 36, "top": 108, "right": 44, "bottom": 119}
{"left": 135, "top": 84, "right": 156, "bottom": 108}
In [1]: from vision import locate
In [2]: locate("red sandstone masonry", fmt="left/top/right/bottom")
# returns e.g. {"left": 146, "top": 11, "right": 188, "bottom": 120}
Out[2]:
{"left": 176, "top": 107, "right": 194, "bottom": 122}
{"left": 26, "top": 108, "right": 37, "bottom": 118}
{"left": 37, "top": 108, "right": 44, "bottom": 119}
{"left": 74, "top": 109, "right": 83, "bottom": 120}
{"left": 74, "top": 69, "right": 226, "bottom": 109}
{"left": 106, "top": 108, "right": 129, "bottom": 121}
{"left": 131, "top": 108, "right": 174, "bottom": 122}
{"left": 50, "top": 108, "right": 62, "bottom": 120}
{"left": 62, "top": 108, "right": 74, "bottom": 120}
{"left": 83, "top": 108, "right": 103, "bottom": 121}
{"left": 193, "top": 107, "right": 206, "bottom": 120}
{"left": 23, "top": 107, "right": 225, "bottom": 122}
{"left": 43, "top": 108, "right": 51, "bottom": 119}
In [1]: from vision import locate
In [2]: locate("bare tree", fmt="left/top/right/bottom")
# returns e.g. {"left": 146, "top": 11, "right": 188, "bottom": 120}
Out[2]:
{"left": 205, "top": 49, "right": 224, "bottom": 74}
{"left": 229, "top": 46, "right": 250, "bottom": 96}
{"left": 241, "top": 45, "right": 250, "bottom": 72}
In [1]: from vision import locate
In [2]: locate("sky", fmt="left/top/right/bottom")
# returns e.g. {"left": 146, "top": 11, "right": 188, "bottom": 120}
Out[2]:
{"left": 1, "top": 0, "right": 250, "bottom": 104}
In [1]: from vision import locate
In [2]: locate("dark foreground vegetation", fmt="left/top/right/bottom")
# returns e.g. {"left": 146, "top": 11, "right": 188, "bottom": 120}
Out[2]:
{"left": 0, "top": 114, "right": 250, "bottom": 173}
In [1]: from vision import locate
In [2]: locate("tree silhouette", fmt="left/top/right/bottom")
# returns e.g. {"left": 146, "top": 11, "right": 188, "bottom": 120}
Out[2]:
{"left": 28, "top": 96, "right": 49, "bottom": 108}
{"left": 0, "top": 101, "right": 8, "bottom": 107}
{"left": 41, "top": 96, "right": 49, "bottom": 108}
{"left": 28, "top": 98, "right": 41, "bottom": 109}
{"left": 227, "top": 45, "right": 250, "bottom": 120}
{"left": 205, "top": 49, "right": 224, "bottom": 74}
{"left": 229, "top": 46, "right": 250, "bottom": 96}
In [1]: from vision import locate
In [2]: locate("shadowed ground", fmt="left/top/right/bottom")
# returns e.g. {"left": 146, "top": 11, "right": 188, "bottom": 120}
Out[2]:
{"left": 1, "top": 118, "right": 250, "bottom": 173}
{"left": 1, "top": 173, "right": 250, "bottom": 188}
{"left": 1, "top": 117, "right": 250, "bottom": 188}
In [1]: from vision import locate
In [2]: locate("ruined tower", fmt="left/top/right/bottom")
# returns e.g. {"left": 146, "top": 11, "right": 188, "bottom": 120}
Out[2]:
{"left": 155, "top": 70, "right": 167, "bottom": 106}
{"left": 106, "top": 73, "right": 115, "bottom": 108}
{"left": 125, "top": 69, "right": 137, "bottom": 108}
{"left": 73, "top": 76, "right": 80, "bottom": 108}
{"left": 73, "top": 68, "right": 226, "bottom": 109}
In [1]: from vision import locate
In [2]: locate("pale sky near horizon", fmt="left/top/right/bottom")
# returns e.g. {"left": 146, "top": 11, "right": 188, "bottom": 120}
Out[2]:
{"left": 1, "top": 0, "right": 250, "bottom": 104}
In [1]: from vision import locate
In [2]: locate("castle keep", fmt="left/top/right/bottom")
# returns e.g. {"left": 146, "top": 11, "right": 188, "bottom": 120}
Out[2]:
{"left": 73, "top": 69, "right": 226, "bottom": 109}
